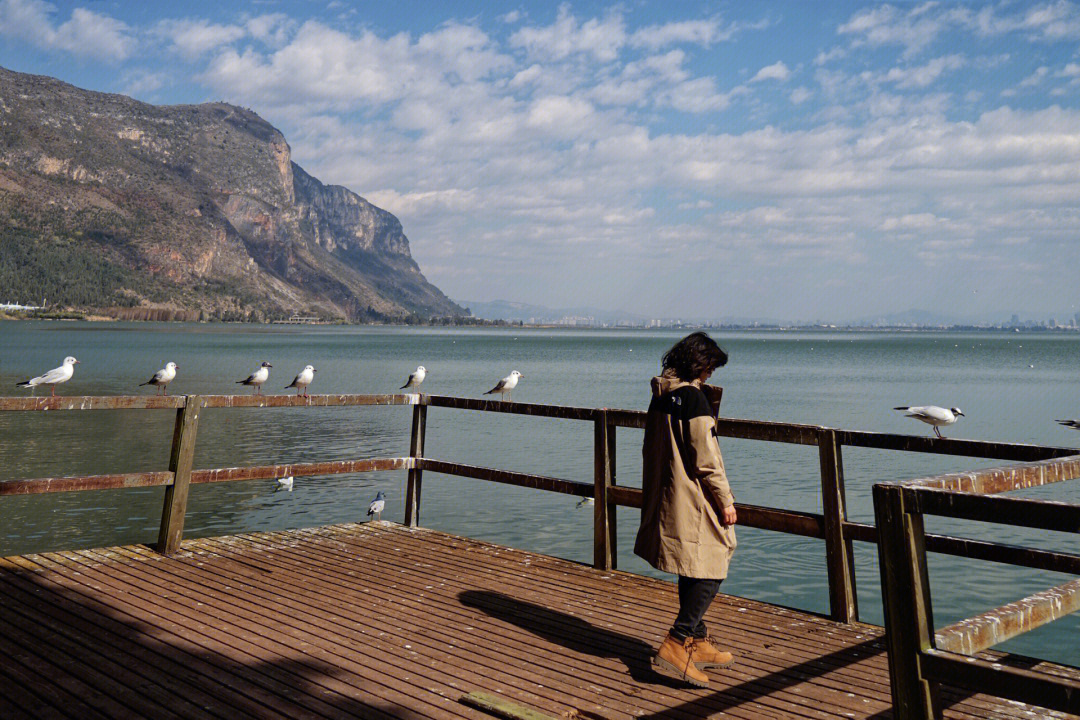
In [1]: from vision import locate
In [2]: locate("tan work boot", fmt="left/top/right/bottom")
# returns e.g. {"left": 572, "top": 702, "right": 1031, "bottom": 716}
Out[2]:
{"left": 652, "top": 634, "right": 709, "bottom": 687}
{"left": 691, "top": 636, "right": 735, "bottom": 669}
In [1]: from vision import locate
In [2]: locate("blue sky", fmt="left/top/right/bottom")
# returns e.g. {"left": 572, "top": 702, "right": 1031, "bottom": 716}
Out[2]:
{"left": 2, "top": 0, "right": 1079, "bottom": 322}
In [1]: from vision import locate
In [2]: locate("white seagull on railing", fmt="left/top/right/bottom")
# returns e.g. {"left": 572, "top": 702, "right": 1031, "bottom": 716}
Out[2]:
{"left": 276, "top": 475, "right": 294, "bottom": 492}
{"left": 484, "top": 370, "right": 523, "bottom": 402}
{"left": 894, "top": 405, "right": 965, "bottom": 438}
{"left": 368, "top": 491, "right": 386, "bottom": 520}
{"left": 285, "top": 365, "right": 315, "bottom": 397}
{"left": 400, "top": 365, "right": 426, "bottom": 390}
{"left": 17, "top": 356, "right": 79, "bottom": 396}
{"left": 237, "top": 362, "right": 272, "bottom": 394}
{"left": 139, "top": 362, "right": 177, "bottom": 395}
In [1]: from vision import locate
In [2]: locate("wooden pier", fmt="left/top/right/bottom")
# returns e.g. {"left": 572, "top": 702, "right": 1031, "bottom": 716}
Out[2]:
{"left": 2, "top": 521, "right": 1076, "bottom": 720}
{"left": 2, "top": 393, "right": 1080, "bottom": 718}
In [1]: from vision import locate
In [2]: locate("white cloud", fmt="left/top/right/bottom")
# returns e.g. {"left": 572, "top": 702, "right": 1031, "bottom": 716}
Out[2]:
{"left": 750, "top": 61, "right": 791, "bottom": 82}
{"left": 883, "top": 54, "right": 965, "bottom": 88}
{"left": 1020, "top": 66, "right": 1050, "bottom": 87}
{"left": 629, "top": 18, "right": 734, "bottom": 49}
{"left": 509, "top": 5, "right": 626, "bottom": 62}
{"left": 0, "top": 0, "right": 134, "bottom": 61}
{"left": 156, "top": 19, "right": 246, "bottom": 59}
{"left": 790, "top": 86, "right": 812, "bottom": 104}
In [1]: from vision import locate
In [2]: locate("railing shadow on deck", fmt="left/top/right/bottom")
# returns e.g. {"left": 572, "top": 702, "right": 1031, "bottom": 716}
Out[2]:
{"left": 2, "top": 391, "right": 1080, "bottom": 717}
{"left": 0, "top": 560, "right": 429, "bottom": 719}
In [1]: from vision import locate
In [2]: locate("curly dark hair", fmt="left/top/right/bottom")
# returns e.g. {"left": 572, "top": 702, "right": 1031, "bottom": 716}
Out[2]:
{"left": 661, "top": 331, "right": 729, "bottom": 381}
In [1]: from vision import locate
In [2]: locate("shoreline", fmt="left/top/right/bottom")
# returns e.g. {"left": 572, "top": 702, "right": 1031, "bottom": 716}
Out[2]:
{"left": 2, "top": 311, "right": 1080, "bottom": 333}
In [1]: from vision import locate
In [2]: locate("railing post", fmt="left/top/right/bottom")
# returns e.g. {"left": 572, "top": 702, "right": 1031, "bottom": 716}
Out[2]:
{"left": 156, "top": 395, "right": 204, "bottom": 555}
{"left": 593, "top": 410, "right": 616, "bottom": 570}
{"left": 874, "top": 484, "right": 942, "bottom": 720}
{"left": 819, "top": 428, "right": 858, "bottom": 622}
{"left": 404, "top": 397, "right": 427, "bottom": 527}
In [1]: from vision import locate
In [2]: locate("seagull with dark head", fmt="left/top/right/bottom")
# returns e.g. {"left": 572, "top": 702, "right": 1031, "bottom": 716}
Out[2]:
{"left": 484, "top": 370, "right": 523, "bottom": 402}
{"left": 367, "top": 491, "right": 386, "bottom": 521}
{"left": 894, "top": 405, "right": 964, "bottom": 438}
{"left": 237, "top": 361, "right": 272, "bottom": 394}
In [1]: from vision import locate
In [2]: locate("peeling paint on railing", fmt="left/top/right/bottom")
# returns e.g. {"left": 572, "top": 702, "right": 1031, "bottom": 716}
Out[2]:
{"left": 935, "top": 579, "right": 1080, "bottom": 655}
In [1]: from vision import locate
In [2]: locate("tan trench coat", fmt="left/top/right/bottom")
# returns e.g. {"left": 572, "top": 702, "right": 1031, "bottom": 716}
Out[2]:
{"left": 633, "top": 375, "right": 736, "bottom": 579}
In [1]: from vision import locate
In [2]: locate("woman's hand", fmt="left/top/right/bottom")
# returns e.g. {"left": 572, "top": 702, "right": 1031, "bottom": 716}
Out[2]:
{"left": 722, "top": 505, "right": 737, "bottom": 526}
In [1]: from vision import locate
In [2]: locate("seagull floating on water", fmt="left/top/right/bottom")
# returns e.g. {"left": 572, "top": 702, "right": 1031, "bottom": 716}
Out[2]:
{"left": 237, "top": 362, "right": 272, "bottom": 394}
{"left": 285, "top": 365, "right": 315, "bottom": 397}
{"left": 400, "top": 365, "right": 427, "bottom": 390}
{"left": 484, "top": 370, "right": 523, "bottom": 402}
{"left": 139, "top": 362, "right": 177, "bottom": 395}
{"left": 1056, "top": 419, "right": 1080, "bottom": 430}
{"left": 894, "top": 405, "right": 965, "bottom": 438}
{"left": 276, "top": 475, "right": 294, "bottom": 492}
{"left": 368, "top": 491, "right": 386, "bottom": 520}
{"left": 17, "top": 356, "right": 79, "bottom": 396}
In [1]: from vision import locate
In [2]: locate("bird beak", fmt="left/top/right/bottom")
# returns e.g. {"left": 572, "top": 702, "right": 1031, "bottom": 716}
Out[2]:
{"left": 957, "top": 411, "right": 965, "bottom": 416}
{"left": 74, "top": 360, "right": 81, "bottom": 364}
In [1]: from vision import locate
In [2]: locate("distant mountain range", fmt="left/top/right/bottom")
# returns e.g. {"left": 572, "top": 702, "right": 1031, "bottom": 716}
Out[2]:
{"left": 459, "top": 299, "right": 649, "bottom": 325}
{"left": 461, "top": 300, "right": 1036, "bottom": 328}
{"left": 0, "top": 66, "right": 464, "bottom": 322}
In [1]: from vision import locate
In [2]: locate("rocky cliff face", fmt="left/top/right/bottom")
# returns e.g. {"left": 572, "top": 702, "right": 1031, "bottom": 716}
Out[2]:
{"left": 0, "top": 67, "right": 465, "bottom": 321}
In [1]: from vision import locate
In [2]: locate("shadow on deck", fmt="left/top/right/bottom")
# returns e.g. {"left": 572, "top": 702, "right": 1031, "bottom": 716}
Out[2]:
{"left": 0, "top": 522, "right": 1074, "bottom": 720}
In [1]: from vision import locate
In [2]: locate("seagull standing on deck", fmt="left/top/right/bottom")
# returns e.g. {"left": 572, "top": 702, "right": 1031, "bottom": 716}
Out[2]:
{"left": 484, "top": 370, "right": 523, "bottom": 402}
{"left": 285, "top": 365, "right": 316, "bottom": 397}
{"left": 17, "top": 356, "right": 79, "bottom": 396}
{"left": 894, "top": 405, "right": 965, "bottom": 438}
{"left": 400, "top": 365, "right": 426, "bottom": 390}
{"left": 139, "top": 362, "right": 177, "bottom": 395}
{"left": 237, "top": 362, "right": 272, "bottom": 394}
{"left": 368, "top": 491, "right": 386, "bottom": 520}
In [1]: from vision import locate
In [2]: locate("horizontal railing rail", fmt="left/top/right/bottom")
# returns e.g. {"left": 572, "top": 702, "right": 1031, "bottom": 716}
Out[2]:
{"left": 3, "top": 392, "right": 1078, "bottom": 623}
{"left": 6, "top": 390, "right": 1080, "bottom": 718}
{"left": 873, "top": 454, "right": 1080, "bottom": 719}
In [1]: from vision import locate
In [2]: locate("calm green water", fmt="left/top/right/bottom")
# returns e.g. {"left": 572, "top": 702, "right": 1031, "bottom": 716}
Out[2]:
{"left": 1, "top": 321, "right": 1078, "bottom": 664}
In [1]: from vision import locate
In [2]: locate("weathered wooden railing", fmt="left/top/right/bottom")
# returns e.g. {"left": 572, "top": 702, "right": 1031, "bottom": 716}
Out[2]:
{"left": 2, "top": 392, "right": 1077, "bottom": 626}
{"left": 874, "top": 456, "right": 1080, "bottom": 719}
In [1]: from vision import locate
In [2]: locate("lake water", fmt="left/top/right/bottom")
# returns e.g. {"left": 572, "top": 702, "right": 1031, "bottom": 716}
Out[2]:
{"left": 1, "top": 321, "right": 1078, "bottom": 665}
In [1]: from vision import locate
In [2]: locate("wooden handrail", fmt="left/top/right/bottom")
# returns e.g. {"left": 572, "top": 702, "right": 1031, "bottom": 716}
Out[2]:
{"left": 873, "top": 453, "right": 1080, "bottom": 719}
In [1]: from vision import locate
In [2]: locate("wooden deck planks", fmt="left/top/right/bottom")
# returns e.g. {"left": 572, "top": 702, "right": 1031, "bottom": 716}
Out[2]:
{"left": 0, "top": 522, "right": 1075, "bottom": 720}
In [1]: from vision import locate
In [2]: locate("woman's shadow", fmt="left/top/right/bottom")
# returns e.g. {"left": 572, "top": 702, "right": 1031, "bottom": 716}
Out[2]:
{"left": 458, "top": 588, "right": 686, "bottom": 688}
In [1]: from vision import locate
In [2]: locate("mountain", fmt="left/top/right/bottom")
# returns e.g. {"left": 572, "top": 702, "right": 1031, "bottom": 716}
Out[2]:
{"left": 461, "top": 299, "right": 648, "bottom": 325}
{"left": 0, "top": 67, "right": 464, "bottom": 322}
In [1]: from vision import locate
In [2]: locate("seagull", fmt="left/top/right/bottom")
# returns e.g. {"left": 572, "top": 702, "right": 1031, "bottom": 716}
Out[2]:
{"left": 400, "top": 365, "right": 427, "bottom": 390}
{"left": 576, "top": 497, "right": 595, "bottom": 508}
{"left": 276, "top": 475, "right": 294, "bottom": 492}
{"left": 237, "top": 362, "right": 272, "bottom": 394}
{"left": 1056, "top": 420, "right": 1080, "bottom": 430}
{"left": 17, "top": 356, "right": 79, "bottom": 396}
{"left": 894, "top": 405, "right": 965, "bottom": 438}
{"left": 285, "top": 365, "right": 316, "bottom": 397}
{"left": 139, "top": 362, "right": 178, "bottom": 395}
{"left": 484, "top": 370, "right": 523, "bottom": 402}
{"left": 367, "top": 491, "right": 386, "bottom": 520}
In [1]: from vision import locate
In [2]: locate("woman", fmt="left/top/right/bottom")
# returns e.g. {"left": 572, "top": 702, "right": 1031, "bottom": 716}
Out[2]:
{"left": 634, "top": 331, "right": 737, "bottom": 688}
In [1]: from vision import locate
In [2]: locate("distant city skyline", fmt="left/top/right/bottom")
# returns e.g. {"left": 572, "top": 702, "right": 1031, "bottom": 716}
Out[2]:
{"left": 2, "top": 0, "right": 1079, "bottom": 321}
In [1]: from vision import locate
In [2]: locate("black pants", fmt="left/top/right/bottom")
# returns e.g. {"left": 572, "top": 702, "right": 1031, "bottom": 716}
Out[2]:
{"left": 670, "top": 576, "right": 722, "bottom": 641}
